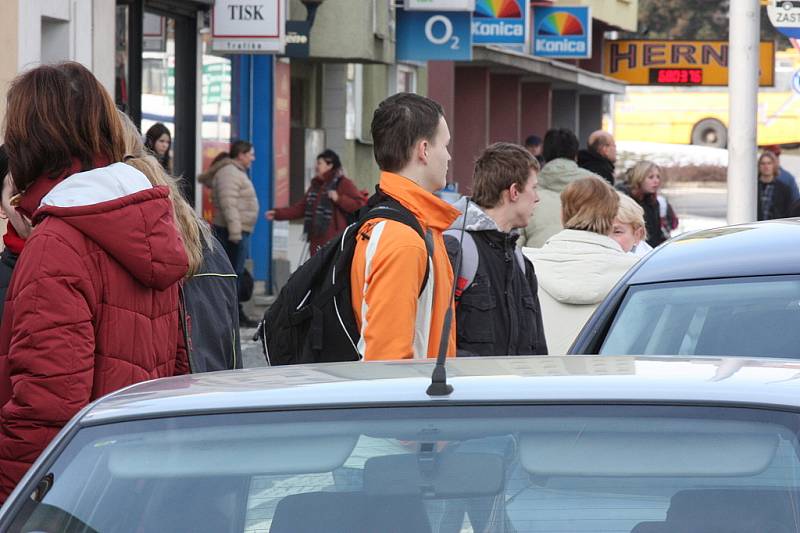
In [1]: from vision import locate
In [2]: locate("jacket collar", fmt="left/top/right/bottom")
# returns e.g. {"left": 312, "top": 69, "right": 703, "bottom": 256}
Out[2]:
{"left": 379, "top": 171, "right": 460, "bottom": 231}
{"left": 17, "top": 157, "right": 110, "bottom": 222}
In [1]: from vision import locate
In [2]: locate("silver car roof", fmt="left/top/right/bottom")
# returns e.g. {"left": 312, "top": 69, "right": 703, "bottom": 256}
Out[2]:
{"left": 78, "top": 356, "right": 800, "bottom": 424}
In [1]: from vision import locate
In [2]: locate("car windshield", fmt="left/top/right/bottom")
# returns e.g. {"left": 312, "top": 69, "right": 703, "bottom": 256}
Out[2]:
{"left": 599, "top": 276, "right": 800, "bottom": 357}
{"left": 6, "top": 404, "right": 800, "bottom": 533}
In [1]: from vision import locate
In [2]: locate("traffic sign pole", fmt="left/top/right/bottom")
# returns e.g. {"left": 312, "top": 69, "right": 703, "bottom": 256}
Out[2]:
{"left": 728, "top": 0, "right": 760, "bottom": 224}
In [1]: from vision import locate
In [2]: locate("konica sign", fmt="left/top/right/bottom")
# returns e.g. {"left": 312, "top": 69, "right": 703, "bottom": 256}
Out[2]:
{"left": 532, "top": 6, "right": 591, "bottom": 59}
{"left": 472, "top": 0, "right": 527, "bottom": 45}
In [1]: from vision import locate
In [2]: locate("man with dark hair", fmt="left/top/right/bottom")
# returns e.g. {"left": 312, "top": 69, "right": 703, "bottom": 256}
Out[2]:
{"left": 524, "top": 134, "right": 544, "bottom": 165}
{"left": 444, "top": 142, "right": 547, "bottom": 356}
{"left": 350, "top": 92, "right": 460, "bottom": 360}
{"left": 577, "top": 130, "right": 617, "bottom": 185}
{"left": 520, "top": 128, "right": 600, "bottom": 247}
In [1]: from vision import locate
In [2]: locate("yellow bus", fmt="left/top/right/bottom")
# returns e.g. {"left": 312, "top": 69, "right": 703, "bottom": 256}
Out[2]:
{"left": 611, "top": 50, "right": 800, "bottom": 148}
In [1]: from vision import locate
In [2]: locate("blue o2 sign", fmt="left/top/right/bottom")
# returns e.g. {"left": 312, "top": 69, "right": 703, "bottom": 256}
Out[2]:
{"left": 471, "top": 0, "right": 527, "bottom": 45}
{"left": 396, "top": 9, "right": 472, "bottom": 61}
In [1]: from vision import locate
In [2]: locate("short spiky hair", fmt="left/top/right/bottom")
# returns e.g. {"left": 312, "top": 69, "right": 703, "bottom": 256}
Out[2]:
{"left": 471, "top": 143, "right": 539, "bottom": 208}
{"left": 370, "top": 93, "right": 443, "bottom": 172}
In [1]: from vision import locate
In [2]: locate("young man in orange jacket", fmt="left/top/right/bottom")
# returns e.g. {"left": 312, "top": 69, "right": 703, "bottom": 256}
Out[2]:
{"left": 350, "top": 93, "right": 460, "bottom": 360}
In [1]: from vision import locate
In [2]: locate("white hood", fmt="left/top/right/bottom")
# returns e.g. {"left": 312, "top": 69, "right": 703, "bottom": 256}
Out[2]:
{"left": 40, "top": 162, "right": 152, "bottom": 209}
{"left": 523, "top": 229, "right": 638, "bottom": 305}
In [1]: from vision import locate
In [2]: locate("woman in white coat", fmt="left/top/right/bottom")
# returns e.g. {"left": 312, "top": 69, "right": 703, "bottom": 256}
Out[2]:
{"left": 524, "top": 177, "right": 639, "bottom": 354}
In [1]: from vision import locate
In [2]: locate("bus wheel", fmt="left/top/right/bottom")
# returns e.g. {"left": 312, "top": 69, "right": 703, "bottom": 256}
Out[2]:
{"left": 691, "top": 119, "right": 728, "bottom": 148}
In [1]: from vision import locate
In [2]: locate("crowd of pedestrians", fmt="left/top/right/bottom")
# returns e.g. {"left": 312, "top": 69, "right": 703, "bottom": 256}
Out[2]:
{"left": 2, "top": 63, "right": 792, "bottom": 504}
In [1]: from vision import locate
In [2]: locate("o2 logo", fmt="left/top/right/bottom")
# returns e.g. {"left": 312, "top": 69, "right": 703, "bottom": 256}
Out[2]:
{"left": 396, "top": 9, "right": 472, "bottom": 61}
{"left": 424, "top": 15, "right": 461, "bottom": 50}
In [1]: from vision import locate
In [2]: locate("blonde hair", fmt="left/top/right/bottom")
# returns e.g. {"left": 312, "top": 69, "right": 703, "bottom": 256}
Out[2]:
{"left": 625, "top": 160, "right": 660, "bottom": 199}
{"left": 117, "top": 110, "right": 210, "bottom": 277}
{"left": 616, "top": 192, "right": 648, "bottom": 239}
{"left": 561, "top": 176, "right": 619, "bottom": 236}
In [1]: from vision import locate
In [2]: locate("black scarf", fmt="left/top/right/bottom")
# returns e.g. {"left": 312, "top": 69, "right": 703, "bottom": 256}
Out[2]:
{"left": 303, "top": 168, "right": 343, "bottom": 238}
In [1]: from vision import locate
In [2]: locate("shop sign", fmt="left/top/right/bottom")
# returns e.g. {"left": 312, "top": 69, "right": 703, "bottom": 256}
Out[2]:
{"left": 471, "top": 0, "right": 526, "bottom": 45}
{"left": 212, "top": 0, "right": 286, "bottom": 54}
{"left": 603, "top": 40, "right": 775, "bottom": 87}
{"left": 143, "top": 13, "right": 166, "bottom": 53}
{"left": 406, "top": 0, "right": 475, "bottom": 11}
{"left": 396, "top": 9, "right": 472, "bottom": 61}
{"left": 767, "top": 0, "right": 800, "bottom": 38}
{"left": 532, "top": 6, "right": 591, "bottom": 59}
{"left": 283, "top": 20, "right": 310, "bottom": 58}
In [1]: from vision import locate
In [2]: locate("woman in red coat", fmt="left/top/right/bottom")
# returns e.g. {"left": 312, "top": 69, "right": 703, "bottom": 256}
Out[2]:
{"left": 0, "top": 62, "right": 189, "bottom": 502}
{"left": 265, "top": 149, "right": 366, "bottom": 256}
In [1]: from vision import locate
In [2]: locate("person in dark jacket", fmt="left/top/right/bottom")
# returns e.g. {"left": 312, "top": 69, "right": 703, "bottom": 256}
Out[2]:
{"left": 577, "top": 130, "right": 617, "bottom": 185}
{"left": 266, "top": 149, "right": 366, "bottom": 256}
{"left": 757, "top": 150, "right": 793, "bottom": 221}
{"left": 119, "top": 111, "right": 242, "bottom": 372}
{"left": 0, "top": 149, "right": 31, "bottom": 317}
{"left": 444, "top": 142, "right": 548, "bottom": 357}
{"left": 618, "top": 160, "right": 677, "bottom": 248}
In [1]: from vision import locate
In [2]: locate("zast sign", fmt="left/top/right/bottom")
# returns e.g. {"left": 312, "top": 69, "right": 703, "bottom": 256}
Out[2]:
{"left": 212, "top": 0, "right": 286, "bottom": 54}
{"left": 767, "top": 0, "right": 800, "bottom": 38}
{"left": 603, "top": 40, "right": 775, "bottom": 87}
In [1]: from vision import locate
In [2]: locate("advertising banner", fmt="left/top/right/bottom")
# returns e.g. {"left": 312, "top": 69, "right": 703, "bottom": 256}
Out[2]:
{"left": 603, "top": 40, "right": 775, "bottom": 87}
{"left": 472, "top": 0, "right": 527, "bottom": 45}
{"left": 396, "top": 9, "right": 472, "bottom": 61}
{"left": 407, "top": 0, "right": 475, "bottom": 10}
{"left": 532, "top": 6, "right": 591, "bottom": 59}
{"left": 212, "top": 0, "right": 286, "bottom": 54}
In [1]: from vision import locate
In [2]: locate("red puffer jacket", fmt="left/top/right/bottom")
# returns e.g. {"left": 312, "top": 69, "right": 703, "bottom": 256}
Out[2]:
{"left": 0, "top": 161, "right": 189, "bottom": 502}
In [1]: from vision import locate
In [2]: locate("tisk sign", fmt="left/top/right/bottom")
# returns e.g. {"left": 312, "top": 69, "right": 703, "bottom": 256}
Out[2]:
{"left": 212, "top": 0, "right": 286, "bottom": 54}
{"left": 603, "top": 40, "right": 775, "bottom": 87}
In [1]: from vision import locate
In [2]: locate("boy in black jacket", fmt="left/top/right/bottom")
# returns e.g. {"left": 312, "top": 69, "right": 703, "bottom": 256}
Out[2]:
{"left": 444, "top": 142, "right": 547, "bottom": 356}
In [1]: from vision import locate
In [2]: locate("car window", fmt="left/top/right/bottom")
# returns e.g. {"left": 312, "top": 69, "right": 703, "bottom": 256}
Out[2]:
{"left": 6, "top": 405, "right": 800, "bottom": 533}
{"left": 599, "top": 276, "right": 800, "bottom": 357}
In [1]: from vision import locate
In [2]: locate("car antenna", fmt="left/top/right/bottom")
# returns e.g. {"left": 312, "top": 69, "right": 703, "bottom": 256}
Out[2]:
{"left": 427, "top": 196, "right": 470, "bottom": 397}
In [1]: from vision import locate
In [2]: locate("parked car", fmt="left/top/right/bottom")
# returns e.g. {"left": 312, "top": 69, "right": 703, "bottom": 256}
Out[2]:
{"left": 3, "top": 356, "right": 800, "bottom": 532}
{"left": 570, "top": 220, "right": 800, "bottom": 357}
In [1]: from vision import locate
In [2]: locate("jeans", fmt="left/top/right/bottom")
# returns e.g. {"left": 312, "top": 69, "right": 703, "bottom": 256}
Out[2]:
{"left": 213, "top": 226, "right": 250, "bottom": 310}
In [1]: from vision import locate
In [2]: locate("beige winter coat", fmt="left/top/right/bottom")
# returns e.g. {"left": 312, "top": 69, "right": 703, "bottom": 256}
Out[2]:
{"left": 520, "top": 158, "right": 599, "bottom": 248}
{"left": 198, "top": 158, "right": 259, "bottom": 242}
{"left": 523, "top": 230, "right": 639, "bottom": 355}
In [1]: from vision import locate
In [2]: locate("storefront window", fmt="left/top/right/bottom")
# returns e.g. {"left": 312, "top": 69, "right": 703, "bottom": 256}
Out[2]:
{"left": 199, "top": 33, "right": 232, "bottom": 221}
{"left": 115, "top": 5, "right": 129, "bottom": 112}
{"left": 141, "top": 14, "right": 175, "bottom": 138}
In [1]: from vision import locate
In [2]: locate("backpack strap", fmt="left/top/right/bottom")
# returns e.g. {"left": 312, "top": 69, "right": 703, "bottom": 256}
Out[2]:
{"left": 358, "top": 199, "right": 433, "bottom": 297}
{"left": 514, "top": 246, "right": 527, "bottom": 275}
{"left": 442, "top": 230, "right": 528, "bottom": 301}
{"left": 443, "top": 229, "right": 478, "bottom": 301}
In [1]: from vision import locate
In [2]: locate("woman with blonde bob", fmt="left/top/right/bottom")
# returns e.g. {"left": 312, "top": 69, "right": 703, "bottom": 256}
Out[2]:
{"left": 524, "top": 177, "right": 638, "bottom": 354}
{"left": 118, "top": 111, "right": 242, "bottom": 372}
{"left": 0, "top": 62, "right": 189, "bottom": 502}
{"left": 612, "top": 192, "right": 652, "bottom": 257}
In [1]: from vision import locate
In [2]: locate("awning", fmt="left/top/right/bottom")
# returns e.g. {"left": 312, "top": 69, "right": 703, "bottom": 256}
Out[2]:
{"left": 143, "top": 0, "right": 213, "bottom": 18}
{"left": 465, "top": 45, "right": 627, "bottom": 95}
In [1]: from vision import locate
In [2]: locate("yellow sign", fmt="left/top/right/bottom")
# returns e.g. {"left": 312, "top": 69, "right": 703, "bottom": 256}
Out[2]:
{"left": 603, "top": 40, "right": 775, "bottom": 86}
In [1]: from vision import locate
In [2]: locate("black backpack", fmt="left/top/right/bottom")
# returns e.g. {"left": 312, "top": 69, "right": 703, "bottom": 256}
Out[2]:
{"left": 256, "top": 194, "right": 433, "bottom": 365}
